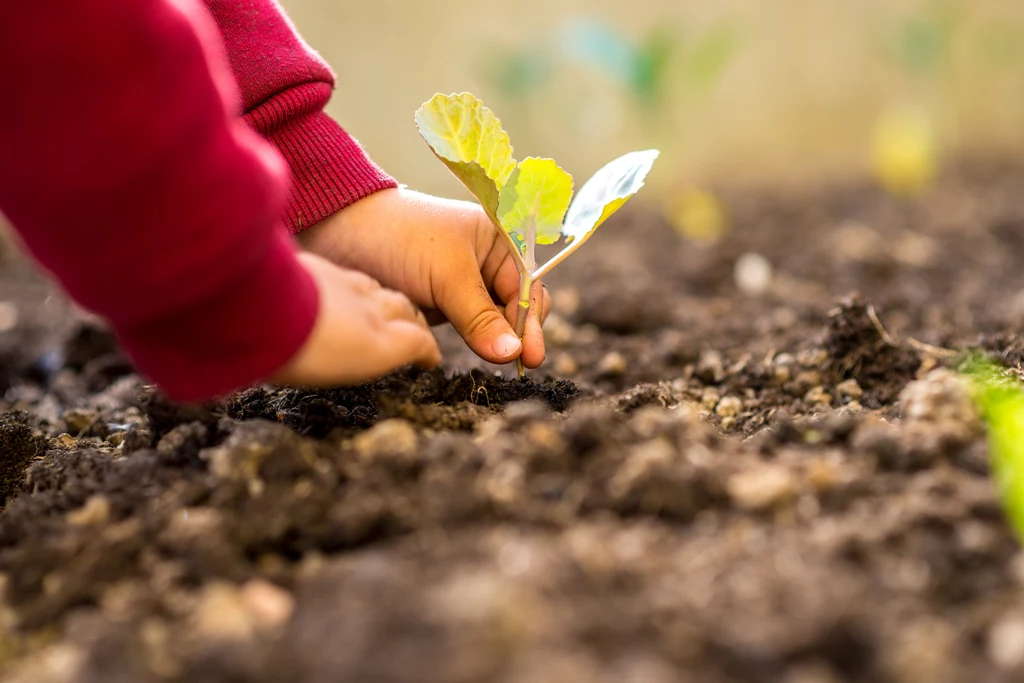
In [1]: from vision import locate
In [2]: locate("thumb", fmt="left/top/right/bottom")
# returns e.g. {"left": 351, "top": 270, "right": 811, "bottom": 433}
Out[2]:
{"left": 440, "top": 277, "right": 522, "bottom": 364}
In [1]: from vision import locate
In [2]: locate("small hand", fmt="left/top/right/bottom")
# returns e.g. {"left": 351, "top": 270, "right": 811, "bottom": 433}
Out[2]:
{"left": 272, "top": 252, "right": 441, "bottom": 387}
{"left": 297, "top": 188, "right": 551, "bottom": 369}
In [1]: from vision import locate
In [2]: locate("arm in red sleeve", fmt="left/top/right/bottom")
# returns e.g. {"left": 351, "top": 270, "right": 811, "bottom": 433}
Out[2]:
{"left": 0, "top": 0, "right": 318, "bottom": 402}
{"left": 202, "top": 0, "right": 398, "bottom": 232}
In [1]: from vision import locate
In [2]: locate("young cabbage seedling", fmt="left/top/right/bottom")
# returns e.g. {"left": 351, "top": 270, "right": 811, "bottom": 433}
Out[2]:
{"left": 415, "top": 92, "right": 659, "bottom": 377}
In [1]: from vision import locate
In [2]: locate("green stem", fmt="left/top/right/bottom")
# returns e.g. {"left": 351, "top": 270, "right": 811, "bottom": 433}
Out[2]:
{"left": 513, "top": 270, "right": 532, "bottom": 379}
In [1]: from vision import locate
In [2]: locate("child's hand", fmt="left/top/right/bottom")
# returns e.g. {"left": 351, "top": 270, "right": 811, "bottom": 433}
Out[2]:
{"left": 297, "top": 188, "right": 551, "bottom": 369}
{"left": 272, "top": 253, "right": 441, "bottom": 387}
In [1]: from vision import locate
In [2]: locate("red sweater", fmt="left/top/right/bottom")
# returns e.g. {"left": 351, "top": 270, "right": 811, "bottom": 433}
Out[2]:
{"left": 0, "top": 0, "right": 396, "bottom": 401}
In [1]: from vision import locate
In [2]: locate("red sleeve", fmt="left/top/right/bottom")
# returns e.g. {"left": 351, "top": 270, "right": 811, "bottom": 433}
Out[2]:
{"left": 0, "top": 0, "right": 319, "bottom": 402}
{"left": 202, "top": 0, "right": 398, "bottom": 233}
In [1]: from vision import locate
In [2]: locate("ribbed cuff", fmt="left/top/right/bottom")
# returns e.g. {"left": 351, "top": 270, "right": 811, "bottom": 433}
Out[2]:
{"left": 246, "top": 82, "right": 398, "bottom": 233}
{"left": 115, "top": 229, "right": 319, "bottom": 402}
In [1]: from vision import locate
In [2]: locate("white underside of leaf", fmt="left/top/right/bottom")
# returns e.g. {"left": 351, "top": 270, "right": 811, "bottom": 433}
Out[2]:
{"left": 563, "top": 149, "right": 660, "bottom": 245}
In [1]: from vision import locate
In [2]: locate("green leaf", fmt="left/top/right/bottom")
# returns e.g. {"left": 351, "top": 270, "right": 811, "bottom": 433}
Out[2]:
{"left": 415, "top": 93, "right": 518, "bottom": 218}
{"left": 562, "top": 149, "right": 659, "bottom": 245}
{"left": 967, "top": 357, "right": 1024, "bottom": 543}
{"left": 497, "top": 158, "right": 574, "bottom": 249}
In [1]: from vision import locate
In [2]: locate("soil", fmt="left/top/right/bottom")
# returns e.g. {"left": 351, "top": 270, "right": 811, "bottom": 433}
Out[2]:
{"left": 2, "top": 161, "right": 1024, "bottom": 682}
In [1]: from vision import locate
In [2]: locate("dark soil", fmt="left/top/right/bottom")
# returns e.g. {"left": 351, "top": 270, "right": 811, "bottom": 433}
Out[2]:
{"left": 2, "top": 161, "right": 1024, "bottom": 682}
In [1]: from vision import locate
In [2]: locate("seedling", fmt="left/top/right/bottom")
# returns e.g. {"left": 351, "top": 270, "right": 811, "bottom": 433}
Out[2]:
{"left": 415, "top": 92, "right": 658, "bottom": 377}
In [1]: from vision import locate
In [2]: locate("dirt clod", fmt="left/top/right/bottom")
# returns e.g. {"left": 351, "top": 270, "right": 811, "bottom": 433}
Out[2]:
{"left": 2, "top": 164, "right": 1024, "bottom": 681}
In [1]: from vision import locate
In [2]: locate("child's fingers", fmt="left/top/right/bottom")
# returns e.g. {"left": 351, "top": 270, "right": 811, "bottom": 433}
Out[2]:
{"left": 499, "top": 280, "right": 549, "bottom": 368}
{"left": 490, "top": 254, "right": 523, "bottom": 307}
{"left": 423, "top": 310, "right": 448, "bottom": 326}
{"left": 380, "top": 319, "right": 442, "bottom": 370}
{"left": 521, "top": 281, "right": 546, "bottom": 368}
{"left": 538, "top": 283, "right": 551, "bottom": 323}
{"left": 373, "top": 287, "right": 428, "bottom": 328}
{"left": 436, "top": 275, "right": 522, "bottom": 365}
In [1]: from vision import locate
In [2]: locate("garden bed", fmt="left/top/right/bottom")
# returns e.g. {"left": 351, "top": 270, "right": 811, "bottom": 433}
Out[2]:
{"left": 2, "top": 162, "right": 1024, "bottom": 682}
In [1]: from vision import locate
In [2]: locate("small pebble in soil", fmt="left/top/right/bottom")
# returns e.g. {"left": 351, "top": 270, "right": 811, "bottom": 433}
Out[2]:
{"left": 804, "top": 386, "right": 833, "bottom": 408}
{"left": 789, "top": 371, "right": 822, "bottom": 396}
{"left": 734, "top": 252, "right": 773, "bottom": 296}
{"left": 701, "top": 388, "right": 720, "bottom": 412}
{"left": 989, "top": 614, "right": 1024, "bottom": 669}
{"left": 900, "top": 369, "right": 980, "bottom": 440}
{"left": 715, "top": 395, "right": 743, "bottom": 418}
{"left": 240, "top": 578, "right": 295, "bottom": 632}
{"left": 804, "top": 458, "right": 840, "bottom": 493}
{"left": 696, "top": 350, "right": 725, "bottom": 384}
{"left": 66, "top": 495, "right": 111, "bottom": 527}
{"left": 544, "top": 314, "right": 574, "bottom": 347}
{"left": 553, "top": 353, "right": 579, "bottom": 376}
{"left": 352, "top": 418, "right": 418, "bottom": 462}
{"left": 3, "top": 644, "right": 85, "bottom": 683}
{"left": 552, "top": 287, "right": 580, "bottom": 316}
{"left": 609, "top": 438, "right": 677, "bottom": 502}
{"left": 772, "top": 353, "right": 796, "bottom": 382}
{"left": 597, "top": 351, "right": 627, "bottom": 377}
{"left": 62, "top": 408, "right": 96, "bottom": 435}
{"left": 836, "top": 378, "right": 864, "bottom": 402}
{"left": 573, "top": 323, "right": 600, "bottom": 344}
{"left": 797, "top": 348, "right": 829, "bottom": 366}
{"left": 525, "top": 422, "right": 564, "bottom": 451}
{"left": 192, "top": 582, "right": 256, "bottom": 642}
{"left": 839, "top": 400, "right": 863, "bottom": 415}
{"left": 47, "top": 433, "right": 77, "bottom": 450}
{"left": 727, "top": 465, "right": 795, "bottom": 511}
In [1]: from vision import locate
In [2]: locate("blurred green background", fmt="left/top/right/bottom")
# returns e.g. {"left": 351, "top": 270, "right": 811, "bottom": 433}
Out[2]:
{"left": 282, "top": 0, "right": 1024, "bottom": 208}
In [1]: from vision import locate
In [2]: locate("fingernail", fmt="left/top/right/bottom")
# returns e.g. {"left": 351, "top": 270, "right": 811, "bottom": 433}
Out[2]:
{"left": 492, "top": 333, "right": 522, "bottom": 359}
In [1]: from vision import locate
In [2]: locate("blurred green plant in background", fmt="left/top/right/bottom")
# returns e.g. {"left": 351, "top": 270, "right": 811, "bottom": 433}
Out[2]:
{"left": 483, "top": 15, "right": 740, "bottom": 243}
{"left": 870, "top": 0, "right": 1024, "bottom": 198}
{"left": 486, "top": 17, "right": 739, "bottom": 115}
{"left": 965, "top": 356, "right": 1024, "bottom": 544}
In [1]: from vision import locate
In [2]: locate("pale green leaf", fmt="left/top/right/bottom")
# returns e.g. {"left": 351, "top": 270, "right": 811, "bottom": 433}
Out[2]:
{"left": 415, "top": 93, "right": 518, "bottom": 218}
{"left": 563, "top": 150, "right": 659, "bottom": 245}
{"left": 968, "top": 358, "right": 1024, "bottom": 543}
{"left": 497, "top": 158, "right": 574, "bottom": 249}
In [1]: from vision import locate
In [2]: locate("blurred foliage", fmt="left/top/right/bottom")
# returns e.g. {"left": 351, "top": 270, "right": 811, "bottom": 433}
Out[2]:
{"left": 871, "top": 105, "right": 937, "bottom": 197}
{"left": 664, "top": 188, "right": 729, "bottom": 243}
{"left": 884, "top": 0, "right": 958, "bottom": 79}
{"left": 870, "top": 0, "right": 1024, "bottom": 197}
{"left": 965, "top": 356, "right": 1024, "bottom": 544}
{"left": 484, "top": 15, "right": 739, "bottom": 115}
{"left": 483, "top": 15, "right": 739, "bottom": 243}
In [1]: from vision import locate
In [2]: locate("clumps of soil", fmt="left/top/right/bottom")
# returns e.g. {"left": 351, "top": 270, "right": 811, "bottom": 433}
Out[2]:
{"left": 0, "top": 419, "right": 43, "bottom": 506}
{"left": 573, "top": 276, "right": 674, "bottom": 334}
{"left": 0, "top": 396, "right": 729, "bottom": 642}
{"left": 222, "top": 368, "right": 578, "bottom": 438}
{"left": 60, "top": 322, "right": 133, "bottom": 392}
{"left": 7, "top": 162, "right": 1024, "bottom": 682}
{"left": 822, "top": 295, "right": 922, "bottom": 408}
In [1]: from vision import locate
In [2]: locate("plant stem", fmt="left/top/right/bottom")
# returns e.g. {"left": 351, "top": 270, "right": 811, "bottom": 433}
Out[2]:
{"left": 485, "top": 212, "right": 529, "bottom": 274}
{"left": 513, "top": 270, "right": 532, "bottom": 379}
